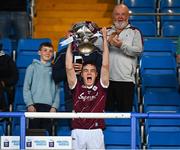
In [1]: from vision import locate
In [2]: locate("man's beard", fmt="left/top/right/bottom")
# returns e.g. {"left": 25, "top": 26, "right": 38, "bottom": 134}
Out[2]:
{"left": 114, "top": 21, "right": 128, "bottom": 30}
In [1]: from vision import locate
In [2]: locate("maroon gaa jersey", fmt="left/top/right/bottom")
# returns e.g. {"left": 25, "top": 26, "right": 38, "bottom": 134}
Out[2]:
{"left": 72, "top": 80, "right": 107, "bottom": 129}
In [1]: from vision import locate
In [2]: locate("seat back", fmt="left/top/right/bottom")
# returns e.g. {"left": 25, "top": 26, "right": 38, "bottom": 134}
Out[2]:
{"left": 140, "top": 54, "right": 178, "bottom": 94}
{"left": 0, "top": 38, "right": 12, "bottom": 56}
{"left": 124, "top": 0, "right": 157, "bottom": 11}
{"left": 140, "top": 54, "right": 177, "bottom": 70}
{"left": 123, "top": 0, "right": 157, "bottom": 37}
{"left": 0, "top": 121, "right": 7, "bottom": 136}
{"left": 16, "top": 38, "right": 51, "bottom": 68}
{"left": 13, "top": 86, "right": 26, "bottom": 112}
{"left": 143, "top": 90, "right": 180, "bottom": 113}
{"left": 104, "top": 118, "right": 141, "bottom": 149}
{"left": 143, "top": 38, "right": 176, "bottom": 55}
{"left": 160, "top": 0, "right": 180, "bottom": 37}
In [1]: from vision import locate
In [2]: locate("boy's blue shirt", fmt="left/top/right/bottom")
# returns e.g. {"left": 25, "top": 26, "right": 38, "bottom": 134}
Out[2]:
{"left": 23, "top": 59, "right": 60, "bottom": 109}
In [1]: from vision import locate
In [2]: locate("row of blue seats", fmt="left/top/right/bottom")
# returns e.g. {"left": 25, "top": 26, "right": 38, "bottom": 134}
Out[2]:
{"left": 123, "top": 0, "right": 180, "bottom": 9}
{"left": 140, "top": 36, "right": 180, "bottom": 149}
{"left": 122, "top": 0, "right": 180, "bottom": 37}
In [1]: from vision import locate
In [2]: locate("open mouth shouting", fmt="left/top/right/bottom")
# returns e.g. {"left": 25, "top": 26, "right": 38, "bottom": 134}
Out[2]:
{"left": 81, "top": 64, "right": 97, "bottom": 87}
{"left": 85, "top": 76, "right": 94, "bottom": 87}
{"left": 87, "top": 76, "right": 92, "bottom": 81}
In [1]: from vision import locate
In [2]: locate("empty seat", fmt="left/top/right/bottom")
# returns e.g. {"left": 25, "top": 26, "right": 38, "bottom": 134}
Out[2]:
{"left": 140, "top": 54, "right": 178, "bottom": 94}
{"left": 146, "top": 122, "right": 180, "bottom": 149}
{"left": 130, "top": 19, "right": 157, "bottom": 37}
{"left": 13, "top": 87, "right": 26, "bottom": 112}
{"left": 140, "top": 52, "right": 177, "bottom": 69}
{"left": 56, "top": 119, "right": 71, "bottom": 136}
{"left": 16, "top": 68, "right": 26, "bottom": 87}
{"left": 0, "top": 121, "right": 7, "bottom": 136}
{"left": 143, "top": 90, "right": 180, "bottom": 113}
{"left": 104, "top": 118, "right": 141, "bottom": 149}
{"left": 160, "top": 0, "right": 180, "bottom": 37}
{"left": 124, "top": 0, "right": 157, "bottom": 11}
{"left": 0, "top": 38, "right": 12, "bottom": 56}
{"left": 145, "top": 116, "right": 180, "bottom": 149}
{"left": 160, "top": 0, "right": 180, "bottom": 12}
{"left": 124, "top": 0, "right": 157, "bottom": 36}
{"left": 143, "top": 38, "right": 177, "bottom": 55}
{"left": 129, "top": 9, "right": 157, "bottom": 37}
{"left": 143, "top": 89, "right": 180, "bottom": 149}
{"left": 11, "top": 118, "right": 20, "bottom": 136}
{"left": 161, "top": 22, "right": 180, "bottom": 37}
{"left": 58, "top": 82, "right": 65, "bottom": 112}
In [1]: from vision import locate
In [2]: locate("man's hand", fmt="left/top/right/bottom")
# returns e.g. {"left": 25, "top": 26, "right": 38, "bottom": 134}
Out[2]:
{"left": 27, "top": 105, "right": 36, "bottom": 112}
{"left": 108, "top": 32, "right": 122, "bottom": 48}
{"left": 50, "top": 107, "right": 57, "bottom": 112}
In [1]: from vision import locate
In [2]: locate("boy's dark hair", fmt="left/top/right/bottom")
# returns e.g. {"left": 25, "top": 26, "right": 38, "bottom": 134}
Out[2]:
{"left": 39, "top": 42, "right": 53, "bottom": 51}
{"left": 82, "top": 60, "right": 97, "bottom": 70}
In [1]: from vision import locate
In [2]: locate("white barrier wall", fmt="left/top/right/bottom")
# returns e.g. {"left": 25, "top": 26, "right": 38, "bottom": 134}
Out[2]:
{"left": 1, "top": 136, "right": 72, "bottom": 149}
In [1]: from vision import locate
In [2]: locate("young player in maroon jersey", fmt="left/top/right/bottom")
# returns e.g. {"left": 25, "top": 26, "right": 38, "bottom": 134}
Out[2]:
{"left": 66, "top": 27, "right": 109, "bottom": 150}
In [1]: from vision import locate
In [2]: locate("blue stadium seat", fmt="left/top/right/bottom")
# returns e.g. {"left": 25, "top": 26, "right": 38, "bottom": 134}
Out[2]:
{"left": 140, "top": 53, "right": 177, "bottom": 70}
{"left": 16, "top": 68, "right": 26, "bottom": 87}
{"left": 145, "top": 116, "right": 180, "bottom": 149}
{"left": 13, "top": 87, "right": 26, "bottom": 112}
{"left": 143, "top": 90, "right": 180, "bottom": 113}
{"left": 141, "top": 70, "right": 178, "bottom": 95}
{"left": 0, "top": 121, "right": 7, "bottom": 136}
{"left": 144, "top": 87, "right": 180, "bottom": 149}
{"left": 12, "top": 78, "right": 27, "bottom": 136}
{"left": 160, "top": 0, "right": 180, "bottom": 37}
{"left": 0, "top": 38, "right": 12, "bottom": 56}
{"left": 145, "top": 117, "right": 180, "bottom": 149}
{"left": 143, "top": 38, "right": 177, "bottom": 55}
{"left": 147, "top": 129, "right": 180, "bottom": 149}
{"left": 56, "top": 119, "right": 71, "bottom": 136}
{"left": 11, "top": 118, "right": 21, "bottom": 136}
{"left": 124, "top": 0, "right": 157, "bottom": 36}
{"left": 160, "top": 0, "right": 180, "bottom": 9}
{"left": 130, "top": 20, "right": 157, "bottom": 37}
{"left": 129, "top": 9, "right": 157, "bottom": 37}
{"left": 161, "top": 22, "right": 180, "bottom": 37}
{"left": 140, "top": 54, "right": 178, "bottom": 94}
{"left": 146, "top": 118, "right": 180, "bottom": 128}
{"left": 124, "top": 0, "right": 157, "bottom": 11}
{"left": 58, "top": 82, "right": 65, "bottom": 112}
{"left": 104, "top": 119, "right": 141, "bottom": 149}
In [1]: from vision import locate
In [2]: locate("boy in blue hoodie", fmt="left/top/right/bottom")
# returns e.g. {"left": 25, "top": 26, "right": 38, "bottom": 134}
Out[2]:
{"left": 23, "top": 42, "right": 60, "bottom": 135}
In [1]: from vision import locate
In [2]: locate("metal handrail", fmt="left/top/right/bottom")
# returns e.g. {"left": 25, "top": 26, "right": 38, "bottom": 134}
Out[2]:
{"left": 130, "top": 12, "right": 180, "bottom": 16}
{"left": 0, "top": 112, "right": 26, "bottom": 149}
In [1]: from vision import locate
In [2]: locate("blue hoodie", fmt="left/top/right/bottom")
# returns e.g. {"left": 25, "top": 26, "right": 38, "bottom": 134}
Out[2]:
{"left": 23, "top": 59, "right": 60, "bottom": 109}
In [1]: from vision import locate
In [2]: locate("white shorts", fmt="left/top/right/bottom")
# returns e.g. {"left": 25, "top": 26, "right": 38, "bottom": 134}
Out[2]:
{"left": 71, "top": 129, "right": 105, "bottom": 150}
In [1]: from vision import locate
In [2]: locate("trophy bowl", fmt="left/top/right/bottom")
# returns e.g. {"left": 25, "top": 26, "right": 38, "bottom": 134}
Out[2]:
{"left": 71, "top": 21, "right": 100, "bottom": 54}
